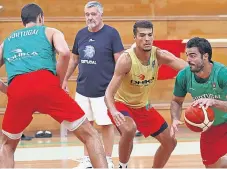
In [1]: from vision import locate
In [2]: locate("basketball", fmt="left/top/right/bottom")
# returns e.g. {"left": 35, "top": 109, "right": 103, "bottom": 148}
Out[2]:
{"left": 184, "top": 105, "right": 215, "bottom": 132}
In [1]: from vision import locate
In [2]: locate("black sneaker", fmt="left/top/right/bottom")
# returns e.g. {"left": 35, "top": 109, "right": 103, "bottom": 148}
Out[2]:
{"left": 135, "top": 131, "right": 142, "bottom": 137}
{"left": 21, "top": 134, "right": 33, "bottom": 141}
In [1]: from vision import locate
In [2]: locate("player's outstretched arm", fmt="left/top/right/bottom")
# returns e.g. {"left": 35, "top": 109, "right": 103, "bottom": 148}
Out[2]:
{"left": 105, "top": 53, "right": 131, "bottom": 125}
{"left": 51, "top": 28, "right": 70, "bottom": 86}
{"left": 156, "top": 48, "right": 188, "bottom": 71}
{"left": 0, "top": 43, "right": 7, "bottom": 94}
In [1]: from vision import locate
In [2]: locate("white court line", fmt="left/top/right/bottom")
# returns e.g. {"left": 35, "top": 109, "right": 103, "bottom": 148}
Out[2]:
{"left": 15, "top": 142, "right": 200, "bottom": 161}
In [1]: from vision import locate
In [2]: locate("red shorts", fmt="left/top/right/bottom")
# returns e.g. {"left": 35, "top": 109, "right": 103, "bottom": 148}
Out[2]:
{"left": 108, "top": 101, "right": 167, "bottom": 137}
{"left": 2, "top": 70, "right": 85, "bottom": 134}
{"left": 200, "top": 123, "right": 227, "bottom": 165}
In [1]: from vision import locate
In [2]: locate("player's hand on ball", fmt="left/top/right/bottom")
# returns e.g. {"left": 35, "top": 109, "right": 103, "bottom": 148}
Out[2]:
{"left": 192, "top": 98, "right": 216, "bottom": 109}
{"left": 112, "top": 111, "right": 125, "bottom": 126}
{"left": 170, "top": 119, "right": 184, "bottom": 138}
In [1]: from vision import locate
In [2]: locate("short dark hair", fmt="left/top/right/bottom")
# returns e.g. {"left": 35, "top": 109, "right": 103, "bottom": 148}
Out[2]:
{"left": 133, "top": 20, "right": 153, "bottom": 36}
{"left": 21, "top": 3, "right": 43, "bottom": 26}
{"left": 186, "top": 37, "right": 212, "bottom": 62}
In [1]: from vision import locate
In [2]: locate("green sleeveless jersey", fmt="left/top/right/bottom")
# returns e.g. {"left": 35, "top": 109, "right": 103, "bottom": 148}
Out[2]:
{"left": 174, "top": 62, "right": 227, "bottom": 126}
{"left": 3, "top": 25, "right": 56, "bottom": 84}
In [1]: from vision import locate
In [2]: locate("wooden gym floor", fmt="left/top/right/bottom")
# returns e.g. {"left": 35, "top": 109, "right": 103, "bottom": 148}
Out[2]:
{"left": 0, "top": 125, "right": 205, "bottom": 168}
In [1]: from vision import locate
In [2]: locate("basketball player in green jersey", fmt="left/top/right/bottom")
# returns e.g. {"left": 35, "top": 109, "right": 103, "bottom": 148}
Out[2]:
{"left": 170, "top": 37, "right": 227, "bottom": 168}
{"left": 0, "top": 3, "right": 107, "bottom": 168}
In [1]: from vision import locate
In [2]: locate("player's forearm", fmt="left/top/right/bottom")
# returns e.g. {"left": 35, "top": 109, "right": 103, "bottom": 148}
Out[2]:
{"left": 104, "top": 91, "right": 118, "bottom": 115}
{"left": 0, "top": 80, "right": 7, "bottom": 94}
{"left": 213, "top": 100, "right": 227, "bottom": 112}
{"left": 158, "top": 49, "right": 188, "bottom": 71}
{"left": 173, "top": 58, "right": 188, "bottom": 71}
{"left": 56, "top": 52, "right": 70, "bottom": 85}
{"left": 170, "top": 100, "right": 183, "bottom": 120}
{"left": 178, "top": 59, "right": 188, "bottom": 70}
{"left": 64, "top": 57, "right": 78, "bottom": 81}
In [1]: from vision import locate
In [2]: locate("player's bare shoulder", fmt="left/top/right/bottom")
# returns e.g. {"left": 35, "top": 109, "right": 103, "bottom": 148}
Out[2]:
{"left": 156, "top": 48, "right": 170, "bottom": 59}
{"left": 45, "top": 27, "right": 63, "bottom": 43}
{"left": 46, "top": 27, "right": 62, "bottom": 34}
{"left": 115, "top": 52, "right": 132, "bottom": 75}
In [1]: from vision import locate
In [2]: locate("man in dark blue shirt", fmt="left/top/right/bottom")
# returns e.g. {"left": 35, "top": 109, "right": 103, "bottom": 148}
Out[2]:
{"left": 63, "top": 1, "right": 124, "bottom": 169}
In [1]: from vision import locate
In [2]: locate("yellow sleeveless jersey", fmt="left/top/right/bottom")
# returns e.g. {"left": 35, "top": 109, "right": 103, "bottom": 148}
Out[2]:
{"left": 115, "top": 46, "right": 159, "bottom": 108}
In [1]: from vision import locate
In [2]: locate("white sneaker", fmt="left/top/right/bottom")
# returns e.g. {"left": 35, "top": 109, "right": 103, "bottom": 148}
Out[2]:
{"left": 74, "top": 157, "right": 93, "bottom": 169}
{"left": 118, "top": 164, "right": 127, "bottom": 168}
{"left": 107, "top": 157, "right": 114, "bottom": 169}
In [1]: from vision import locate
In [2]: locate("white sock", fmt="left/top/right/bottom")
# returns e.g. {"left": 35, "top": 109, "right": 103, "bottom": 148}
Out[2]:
{"left": 106, "top": 156, "right": 112, "bottom": 160}
{"left": 119, "top": 162, "right": 128, "bottom": 168}
{"left": 83, "top": 156, "right": 90, "bottom": 160}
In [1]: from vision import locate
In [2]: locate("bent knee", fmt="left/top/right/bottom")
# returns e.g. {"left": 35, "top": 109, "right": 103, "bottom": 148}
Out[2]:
{"left": 119, "top": 117, "right": 137, "bottom": 137}
{"left": 1, "top": 132, "right": 21, "bottom": 153}
{"left": 162, "top": 136, "right": 177, "bottom": 150}
{"left": 157, "top": 129, "right": 177, "bottom": 150}
{"left": 73, "top": 119, "right": 100, "bottom": 143}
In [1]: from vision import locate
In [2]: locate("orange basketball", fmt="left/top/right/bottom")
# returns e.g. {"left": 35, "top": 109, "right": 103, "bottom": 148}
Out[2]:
{"left": 184, "top": 105, "right": 215, "bottom": 132}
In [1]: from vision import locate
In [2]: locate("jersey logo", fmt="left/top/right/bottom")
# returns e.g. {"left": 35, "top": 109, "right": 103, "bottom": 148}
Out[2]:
{"left": 212, "top": 83, "right": 216, "bottom": 89}
{"left": 8, "top": 29, "right": 39, "bottom": 41}
{"left": 7, "top": 49, "right": 38, "bottom": 63}
{"left": 189, "top": 88, "right": 196, "bottom": 91}
{"left": 193, "top": 93, "right": 221, "bottom": 100}
{"left": 137, "top": 74, "right": 145, "bottom": 80}
{"left": 11, "top": 49, "right": 22, "bottom": 53}
{"left": 131, "top": 77, "right": 155, "bottom": 86}
{"left": 81, "top": 45, "right": 97, "bottom": 65}
{"left": 89, "top": 39, "right": 95, "bottom": 42}
{"left": 83, "top": 45, "right": 95, "bottom": 59}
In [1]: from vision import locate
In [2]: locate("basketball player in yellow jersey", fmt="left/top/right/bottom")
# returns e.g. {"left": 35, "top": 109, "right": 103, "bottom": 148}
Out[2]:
{"left": 105, "top": 20, "right": 188, "bottom": 168}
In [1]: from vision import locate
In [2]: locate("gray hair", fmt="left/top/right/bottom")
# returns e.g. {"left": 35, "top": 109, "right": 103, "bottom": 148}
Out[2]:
{"left": 84, "top": 1, "right": 103, "bottom": 14}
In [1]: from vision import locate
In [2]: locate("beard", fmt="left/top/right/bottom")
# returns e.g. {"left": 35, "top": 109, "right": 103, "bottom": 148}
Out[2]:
{"left": 189, "top": 63, "right": 204, "bottom": 73}
{"left": 143, "top": 45, "right": 152, "bottom": 52}
{"left": 87, "top": 21, "right": 97, "bottom": 29}
{"left": 143, "top": 48, "right": 152, "bottom": 52}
